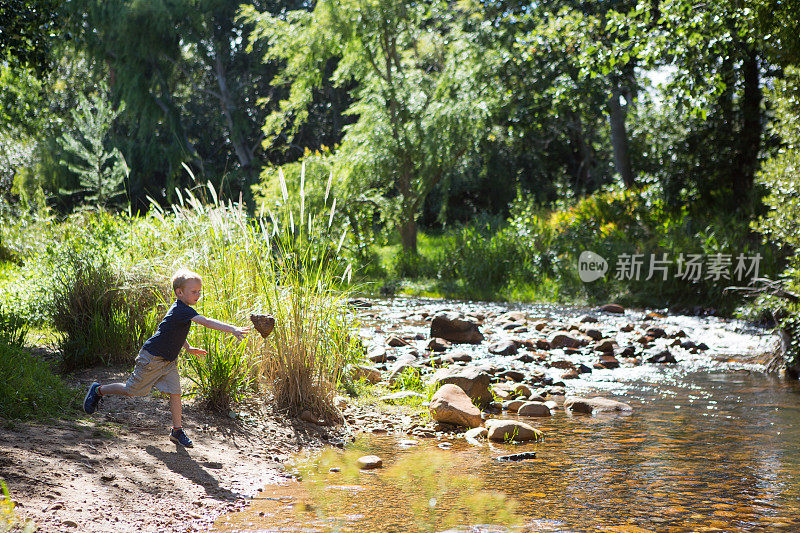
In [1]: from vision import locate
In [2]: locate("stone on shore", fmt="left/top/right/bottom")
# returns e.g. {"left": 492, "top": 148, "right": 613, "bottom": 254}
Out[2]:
{"left": 430, "top": 312, "right": 485, "bottom": 344}
{"left": 429, "top": 384, "right": 483, "bottom": 428}
{"left": 564, "top": 396, "right": 633, "bottom": 414}
{"left": 427, "top": 337, "right": 452, "bottom": 352}
{"left": 485, "top": 419, "right": 543, "bottom": 442}
{"left": 351, "top": 365, "right": 382, "bottom": 384}
{"left": 599, "top": 303, "right": 625, "bottom": 314}
{"left": 432, "top": 366, "right": 492, "bottom": 406}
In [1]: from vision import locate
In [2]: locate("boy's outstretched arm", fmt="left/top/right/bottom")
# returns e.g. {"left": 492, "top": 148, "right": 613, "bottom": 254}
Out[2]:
{"left": 192, "top": 315, "right": 251, "bottom": 340}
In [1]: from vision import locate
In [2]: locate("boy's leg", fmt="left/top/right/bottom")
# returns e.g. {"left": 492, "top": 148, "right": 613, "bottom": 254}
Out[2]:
{"left": 169, "top": 393, "right": 182, "bottom": 428}
{"left": 97, "top": 383, "right": 132, "bottom": 396}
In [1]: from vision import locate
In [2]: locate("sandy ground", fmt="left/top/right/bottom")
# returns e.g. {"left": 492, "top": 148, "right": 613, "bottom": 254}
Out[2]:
{"left": 0, "top": 365, "right": 335, "bottom": 533}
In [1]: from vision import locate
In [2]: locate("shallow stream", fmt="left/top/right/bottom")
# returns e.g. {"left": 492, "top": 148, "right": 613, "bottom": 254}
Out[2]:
{"left": 216, "top": 299, "right": 800, "bottom": 532}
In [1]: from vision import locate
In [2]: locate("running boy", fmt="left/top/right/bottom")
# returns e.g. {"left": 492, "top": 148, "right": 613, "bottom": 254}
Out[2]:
{"left": 82, "top": 268, "right": 250, "bottom": 447}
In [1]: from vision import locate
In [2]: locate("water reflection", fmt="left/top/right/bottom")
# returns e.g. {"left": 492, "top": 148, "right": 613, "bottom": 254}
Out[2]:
{"left": 217, "top": 371, "right": 800, "bottom": 532}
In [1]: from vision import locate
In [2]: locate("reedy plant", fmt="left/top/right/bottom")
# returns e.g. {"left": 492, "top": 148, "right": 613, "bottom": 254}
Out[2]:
{"left": 135, "top": 165, "right": 360, "bottom": 418}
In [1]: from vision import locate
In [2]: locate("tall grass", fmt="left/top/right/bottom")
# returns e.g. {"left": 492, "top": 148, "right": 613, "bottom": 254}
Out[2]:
{"left": 131, "top": 167, "right": 361, "bottom": 417}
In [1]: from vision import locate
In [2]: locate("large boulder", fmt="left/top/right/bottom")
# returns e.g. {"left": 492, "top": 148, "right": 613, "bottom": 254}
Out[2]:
{"left": 432, "top": 366, "right": 493, "bottom": 406}
{"left": 430, "top": 312, "right": 484, "bottom": 344}
{"left": 485, "top": 419, "right": 543, "bottom": 442}
{"left": 429, "top": 384, "right": 483, "bottom": 428}
{"left": 564, "top": 396, "right": 633, "bottom": 414}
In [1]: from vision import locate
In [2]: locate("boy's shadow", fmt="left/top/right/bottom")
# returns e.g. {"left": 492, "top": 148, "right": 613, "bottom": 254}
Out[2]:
{"left": 145, "top": 445, "right": 242, "bottom": 501}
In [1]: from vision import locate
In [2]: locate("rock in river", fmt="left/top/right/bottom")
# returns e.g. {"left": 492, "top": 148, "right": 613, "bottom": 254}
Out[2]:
{"left": 549, "top": 331, "right": 585, "bottom": 349}
{"left": 485, "top": 419, "right": 543, "bottom": 442}
{"left": 429, "top": 384, "right": 483, "bottom": 428}
{"left": 517, "top": 402, "right": 551, "bottom": 417}
{"left": 564, "top": 396, "right": 633, "bottom": 414}
{"left": 432, "top": 366, "right": 492, "bottom": 406}
{"left": 430, "top": 312, "right": 485, "bottom": 344}
{"left": 489, "top": 339, "right": 518, "bottom": 356}
{"left": 357, "top": 455, "right": 383, "bottom": 470}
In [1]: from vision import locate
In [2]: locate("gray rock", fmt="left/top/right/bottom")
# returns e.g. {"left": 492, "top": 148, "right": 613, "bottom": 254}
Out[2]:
{"left": 489, "top": 339, "right": 518, "bottom": 356}
{"left": 357, "top": 455, "right": 383, "bottom": 469}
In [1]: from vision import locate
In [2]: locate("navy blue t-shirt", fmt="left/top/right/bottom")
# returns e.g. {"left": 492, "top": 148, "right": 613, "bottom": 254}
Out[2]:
{"left": 142, "top": 300, "right": 199, "bottom": 362}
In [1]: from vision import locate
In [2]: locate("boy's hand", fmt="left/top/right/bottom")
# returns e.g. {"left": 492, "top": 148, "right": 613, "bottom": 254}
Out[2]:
{"left": 232, "top": 326, "right": 251, "bottom": 341}
{"left": 187, "top": 346, "right": 207, "bottom": 357}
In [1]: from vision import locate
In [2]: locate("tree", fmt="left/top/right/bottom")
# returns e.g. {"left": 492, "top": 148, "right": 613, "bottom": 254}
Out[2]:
{"left": 58, "top": 90, "right": 129, "bottom": 207}
{"left": 245, "top": 0, "right": 489, "bottom": 253}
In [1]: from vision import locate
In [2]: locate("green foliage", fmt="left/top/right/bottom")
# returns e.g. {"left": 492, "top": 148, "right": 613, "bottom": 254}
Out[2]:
{"left": 0, "top": 306, "right": 27, "bottom": 348}
{"left": 58, "top": 89, "right": 129, "bottom": 207}
{"left": 184, "top": 331, "right": 254, "bottom": 412}
{"left": 245, "top": 0, "right": 490, "bottom": 252}
{"left": 0, "top": 342, "right": 77, "bottom": 421}
{"left": 755, "top": 67, "right": 800, "bottom": 254}
{"left": 53, "top": 255, "right": 161, "bottom": 370}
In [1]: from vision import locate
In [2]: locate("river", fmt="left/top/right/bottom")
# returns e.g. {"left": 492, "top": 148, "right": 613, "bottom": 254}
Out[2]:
{"left": 215, "top": 299, "right": 800, "bottom": 532}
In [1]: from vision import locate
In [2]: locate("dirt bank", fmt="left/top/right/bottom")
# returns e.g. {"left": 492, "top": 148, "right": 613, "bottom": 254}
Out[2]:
{"left": 0, "top": 365, "right": 333, "bottom": 533}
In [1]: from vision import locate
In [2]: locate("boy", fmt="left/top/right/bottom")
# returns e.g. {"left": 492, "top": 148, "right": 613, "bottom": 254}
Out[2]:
{"left": 82, "top": 268, "right": 250, "bottom": 448}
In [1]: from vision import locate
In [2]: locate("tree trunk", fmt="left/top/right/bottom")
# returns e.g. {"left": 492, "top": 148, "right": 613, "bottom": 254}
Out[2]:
{"left": 607, "top": 84, "right": 636, "bottom": 189}
{"left": 736, "top": 47, "right": 762, "bottom": 204}
{"left": 400, "top": 216, "right": 417, "bottom": 255}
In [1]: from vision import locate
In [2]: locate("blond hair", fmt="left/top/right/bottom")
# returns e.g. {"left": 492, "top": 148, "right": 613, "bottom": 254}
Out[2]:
{"left": 171, "top": 268, "right": 202, "bottom": 292}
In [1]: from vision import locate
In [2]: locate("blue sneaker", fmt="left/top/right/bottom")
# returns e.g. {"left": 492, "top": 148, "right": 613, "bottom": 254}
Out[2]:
{"left": 170, "top": 428, "right": 193, "bottom": 448}
{"left": 83, "top": 382, "right": 102, "bottom": 414}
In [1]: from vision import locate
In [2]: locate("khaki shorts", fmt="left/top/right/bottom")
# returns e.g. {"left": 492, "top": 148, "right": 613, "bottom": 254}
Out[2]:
{"left": 125, "top": 349, "right": 181, "bottom": 396}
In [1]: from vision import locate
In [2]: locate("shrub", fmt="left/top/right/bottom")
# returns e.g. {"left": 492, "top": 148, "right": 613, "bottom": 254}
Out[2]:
{"left": 53, "top": 255, "right": 161, "bottom": 370}
{"left": 0, "top": 343, "right": 77, "bottom": 420}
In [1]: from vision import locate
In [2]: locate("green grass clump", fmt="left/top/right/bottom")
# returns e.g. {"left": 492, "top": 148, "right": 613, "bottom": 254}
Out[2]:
{"left": 0, "top": 480, "right": 34, "bottom": 533}
{"left": 184, "top": 331, "right": 254, "bottom": 412}
{"left": 0, "top": 342, "right": 77, "bottom": 421}
{"left": 53, "top": 255, "right": 161, "bottom": 370}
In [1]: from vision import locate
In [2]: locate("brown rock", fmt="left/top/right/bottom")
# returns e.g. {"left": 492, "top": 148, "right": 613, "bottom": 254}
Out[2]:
{"left": 549, "top": 331, "right": 584, "bottom": 349}
{"left": 357, "top": 455, "right": 383, "bottom": 470}
{"left": 595, "top": 338, "right": 618, "bottom": 352}
{"left": 561, "top": 369, "right": 579, "bottom": 379}
{"left": 388, "top": 335, "right": 410, "bottom": 347}
{"left": 517, "top": 402, "right": 551, "bottom": 417}
{"left": 432, "top": 366, "right": 493, "bottom": 406}
{"left": 550, "top": 360, "right": 575, "bottom": 370}
{"left": 430, "top": 312, "right": 484, "bottom": 344}
{"left": 536, "top": 339, "right": 551, "bottom": 350}
{"left": 429, "top": 384, "right": 483, "bottom": 428}
{"left": 598, "top": 354, "right": 620, "bottom": 369}
{"left": 564, "top": 396, "right": 633, "bottom": 414}
{"left": 485, "top": 419, "right": 543, "bottom": 442}
{"left": 599, "top": 303, "right": 625, "bottom": 314}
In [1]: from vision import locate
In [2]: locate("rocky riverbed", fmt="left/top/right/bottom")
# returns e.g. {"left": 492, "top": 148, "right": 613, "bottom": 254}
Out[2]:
{"left": 219, "top": 297, "right": 797, "bottom": 532}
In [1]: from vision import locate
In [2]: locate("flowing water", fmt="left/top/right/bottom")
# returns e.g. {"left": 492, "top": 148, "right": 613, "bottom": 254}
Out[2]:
{"left": 215, "top": 299, "right": 800, "bottom": 532}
